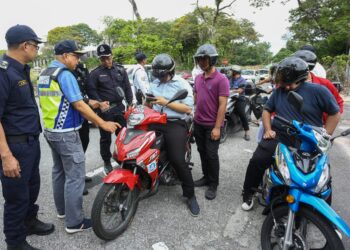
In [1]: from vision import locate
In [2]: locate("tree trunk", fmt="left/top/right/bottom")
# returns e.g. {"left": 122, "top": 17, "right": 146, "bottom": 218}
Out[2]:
{"left": 128, "top": 0, "right": 142, "bottom": 21}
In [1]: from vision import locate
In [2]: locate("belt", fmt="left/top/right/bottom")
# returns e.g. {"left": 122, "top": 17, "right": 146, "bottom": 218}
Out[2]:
{"left": 6, "top": 134, "right": 39, "bottom": 143}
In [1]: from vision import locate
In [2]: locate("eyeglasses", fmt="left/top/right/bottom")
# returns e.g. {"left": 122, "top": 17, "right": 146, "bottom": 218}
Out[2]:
{"left": 67, "top": 53, "right": 80, "bottom": 59}
{"left": 26, "top": 42, "right": 40, "bottom": 51}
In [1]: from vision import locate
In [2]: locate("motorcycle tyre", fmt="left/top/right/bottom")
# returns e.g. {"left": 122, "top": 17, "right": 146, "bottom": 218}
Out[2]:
{"left": 261, "top": 205, "right": 344, "bottom": 250}
{"left": 92, "top": 183, "right": 139, "bottom": 240}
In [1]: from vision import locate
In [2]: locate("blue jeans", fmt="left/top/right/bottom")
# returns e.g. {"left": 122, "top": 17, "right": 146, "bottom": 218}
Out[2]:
{"left": 44, "top": 131, "right": 85, "bottom": 227}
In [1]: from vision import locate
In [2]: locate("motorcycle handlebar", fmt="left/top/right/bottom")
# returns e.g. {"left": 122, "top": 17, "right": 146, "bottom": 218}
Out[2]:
{"left": 274, "top": 115, "right": 293, "bottom": 128}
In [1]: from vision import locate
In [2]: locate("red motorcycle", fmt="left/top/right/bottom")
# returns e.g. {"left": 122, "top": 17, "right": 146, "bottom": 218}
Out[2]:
{"left": 91, "top": 89, "right": 193, "bottom": 240}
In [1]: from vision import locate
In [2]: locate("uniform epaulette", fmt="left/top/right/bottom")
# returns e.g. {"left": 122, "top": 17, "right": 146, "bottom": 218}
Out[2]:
{"left": 114, "top": 63, "right": 124, "bottom": 69}
{"left": 0, "top": 59, "right": 9, "bottom": 70}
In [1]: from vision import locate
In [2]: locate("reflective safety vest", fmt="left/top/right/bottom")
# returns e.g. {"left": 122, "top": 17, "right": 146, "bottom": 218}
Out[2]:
{"left": 38, "top": 67, "right": 81, "bottom": 132}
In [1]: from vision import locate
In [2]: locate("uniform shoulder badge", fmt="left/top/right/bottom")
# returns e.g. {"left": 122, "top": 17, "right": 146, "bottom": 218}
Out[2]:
{"left": 0, "top": 60, "right": 9, "bottom": 70}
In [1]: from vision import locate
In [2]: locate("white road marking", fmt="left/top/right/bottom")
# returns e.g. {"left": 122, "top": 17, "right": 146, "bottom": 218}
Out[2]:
{"left": 152, "top": 242, "right": 169, "bottom": 250}
{"left": 85, "top": 161, "right": 119, "bottom": 178}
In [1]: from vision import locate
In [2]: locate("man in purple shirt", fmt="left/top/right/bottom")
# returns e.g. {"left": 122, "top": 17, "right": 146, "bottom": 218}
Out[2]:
{"left": 193, "top": 44, "right": 230, "bottom": 200}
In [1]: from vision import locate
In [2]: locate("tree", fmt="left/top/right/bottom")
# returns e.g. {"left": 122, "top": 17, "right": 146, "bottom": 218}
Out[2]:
{"left": 47, "top": 23, "right": 101, "bottom": 48}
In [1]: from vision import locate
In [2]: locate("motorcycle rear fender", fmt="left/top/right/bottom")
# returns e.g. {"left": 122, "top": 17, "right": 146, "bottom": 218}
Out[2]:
{"left": 292, "top": 190, "right": 350, "bottom": 237}
{"left": 103, "top": 168, "right": 139, "bottom": 190}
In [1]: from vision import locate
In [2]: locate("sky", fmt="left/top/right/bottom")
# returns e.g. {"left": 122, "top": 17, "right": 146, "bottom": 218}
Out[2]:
{"left": 0, "top": 0, "right": 298, "bottom": 54}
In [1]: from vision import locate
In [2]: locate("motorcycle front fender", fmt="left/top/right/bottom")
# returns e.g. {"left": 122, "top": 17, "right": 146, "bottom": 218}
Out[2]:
{"left": 297, "top": 191, "right": 350, "bottom": 237}
{"left": 103, "top": 168, "right": 139, "bottom": 190}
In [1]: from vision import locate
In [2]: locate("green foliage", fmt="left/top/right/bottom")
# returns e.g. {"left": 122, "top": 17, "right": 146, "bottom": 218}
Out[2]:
{"left": 321, "top": 54, "right": 350, "bottom": 84}
{"left": 288, "top": 0, "right": 350, "bottom": 58}
{"left": 0, "top": 50, "right": 6, "bottom": 56}
{"left": 272, "top": 48, "right": 294, "bottom": 62}
{"left": 47, "top": 23, "right": 101, "bottom": 48}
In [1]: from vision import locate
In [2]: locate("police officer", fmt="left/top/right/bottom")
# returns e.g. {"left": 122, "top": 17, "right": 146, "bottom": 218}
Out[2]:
{"left": 74, "top": 62, "right": 103, "bottom": 194}
{"left": 88, "top": 44, "right": 133, "bottom": 175}
{"left": 132, "top": 52, "right": 150, "bottom": 104}
{"left": 0, "top": 25, "right": 54, "bottom": 250}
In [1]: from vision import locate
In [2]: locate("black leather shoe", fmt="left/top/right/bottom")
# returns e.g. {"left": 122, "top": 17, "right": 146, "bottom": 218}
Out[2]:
{"left": 194, "top": 176, "right": 208, "bottom": 187}
{"left": 187, "top": 196, "right": 200, "bottom": 217}
{"left": 26, "top": 217, "right": 55, "bottom": 236}
{"left": 205, "top": 186, "right": 217, "bottom": 200}
{"left": 83, "top": 187, "right": 89, "bottom": 196}
{"left": 7, "top": 240, "right": 41, "bottom": 250}
{"left": 85, "top": 176, "right": 92, "bottom": 182}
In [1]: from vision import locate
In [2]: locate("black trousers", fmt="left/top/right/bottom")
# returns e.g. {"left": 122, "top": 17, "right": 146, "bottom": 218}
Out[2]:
{"left": 150, "top": 120, "right": 195, "bottom": 198}
{"left": 79, "top": 119, "right": 90, "bottom": 153}
{"left": 243, "top": 139, "right": 278, "bottom": 193}
{"left": 0, "top": 137, "right": 41, "bottom": 246}
{"left": 235, "top": 98, "right": 249, "bottom": 131}
{"left": 193, "top": 122, "right": 221, "bottom": 188}
{"left": 99, "top": 109, "right": 126, "bottom": 163}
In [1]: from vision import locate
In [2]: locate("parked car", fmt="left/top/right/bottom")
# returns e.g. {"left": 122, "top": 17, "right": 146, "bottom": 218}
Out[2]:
{"left": 255, "top": 69, "right": 269, "bottom": 83}
{"left": 241, "top": 69, "right": 256, "bottom": 83}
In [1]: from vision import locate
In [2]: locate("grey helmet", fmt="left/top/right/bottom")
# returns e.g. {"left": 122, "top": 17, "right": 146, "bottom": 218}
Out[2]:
{"left": 194, "top": 44, "right": 218, "bottom": 67}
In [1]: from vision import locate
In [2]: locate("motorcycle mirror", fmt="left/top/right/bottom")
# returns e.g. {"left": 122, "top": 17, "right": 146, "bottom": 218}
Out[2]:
{"left": 167, "top": 89, "right": 188, "bottom": 105}
{"left": 341, "top": 128, "right": 350, "bottom": 137}
{"left": 287, "top": 91, "right": 304, "bottom": 113}
{"left": 116, "top": 86, "right": 125, "bottom": 99}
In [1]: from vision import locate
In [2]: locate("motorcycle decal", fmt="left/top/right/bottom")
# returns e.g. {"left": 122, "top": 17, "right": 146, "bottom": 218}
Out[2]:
{"left": 147, "top": 161, "right": 157, "bottom": 173}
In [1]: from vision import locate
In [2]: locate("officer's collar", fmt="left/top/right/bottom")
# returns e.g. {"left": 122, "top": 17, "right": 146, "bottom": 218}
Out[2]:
{"left": 3, "top": 54, "right": 30, "bottom": 72}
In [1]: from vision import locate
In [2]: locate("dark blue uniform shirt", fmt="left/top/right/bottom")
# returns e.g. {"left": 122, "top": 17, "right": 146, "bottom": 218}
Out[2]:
{"left": 0, "top": 54, "right": 41, "bottom": 136}
{"left": 88, "top": 63, "right": 133, "bottom": 105}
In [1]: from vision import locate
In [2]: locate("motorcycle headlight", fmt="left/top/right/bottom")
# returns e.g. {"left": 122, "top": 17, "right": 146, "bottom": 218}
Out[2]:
{"left": 313, "top": 128, "right": 331, "bottom": 154}
{"left": 128, "top": 113, "right": 145, "bottom": 126}
{"left": 275, "top": 149, "right": 291, "bottom": 185}
{"left": 314, "top": 163, "right": 330, "bottom": 193}
{"left": 127, "top": 147, "right": 141, "bottom": 159}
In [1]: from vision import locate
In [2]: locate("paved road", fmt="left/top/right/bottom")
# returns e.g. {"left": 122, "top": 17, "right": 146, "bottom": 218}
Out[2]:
{"left": 1, "top": 106, "right": 350, "bottom": 250}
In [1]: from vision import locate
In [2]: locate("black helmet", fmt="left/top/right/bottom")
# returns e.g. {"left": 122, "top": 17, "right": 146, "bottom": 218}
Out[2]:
{"left": 194, "top": 44, "right": 218, "bottom": 67}
{"left": 151, "top": 54, "right": 176, "bottom": 79}
{"left": 292, "top": 50, "right": 317, "bottom": 71}
{"left": 135, "top": 52, "right": 147, "bottom": 62}
{"left": 274, "top": 57, "right": 309, "bottom": 87}
{"left": 269, "top": 64, "right": 278, "bottom": 76}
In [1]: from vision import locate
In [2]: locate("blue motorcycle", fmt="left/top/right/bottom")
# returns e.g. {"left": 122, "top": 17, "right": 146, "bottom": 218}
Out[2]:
{"left": 260, "top": 91, "right": 350, "bottom": 250}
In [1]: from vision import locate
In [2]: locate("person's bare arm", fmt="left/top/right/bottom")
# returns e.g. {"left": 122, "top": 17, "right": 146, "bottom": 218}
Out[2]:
{"left": 211, "top": 96, "right": 228, "bottom": 140}
{"left": 325, "top": 112, "right": 341, "bottom": 135}
{"left": 0, "top": 123, "right": 20, "bottom": 178}
{"left": 262, "top": 110, "right": 276, "bottom": 139}
{"left": 72, "top": 100, "right": 120, "bottom": 133}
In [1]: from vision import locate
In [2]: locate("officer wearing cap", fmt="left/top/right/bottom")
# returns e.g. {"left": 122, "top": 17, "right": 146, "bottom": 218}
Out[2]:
{"left": 0, "top": 24, "right": 54, "bottom": 250}
{"left": 132, "top": 52, "right": 150, "bottom": 104}
{"left": 38, "top": 40, "right": 119, "bottom": 234}
{"left": 88, "top": 44, "right": 133, "bottom": 175}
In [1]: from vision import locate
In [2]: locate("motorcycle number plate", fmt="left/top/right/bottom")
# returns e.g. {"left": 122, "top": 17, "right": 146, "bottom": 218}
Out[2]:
{"left": 147, "top": 161, "right": 157, "bottom": 173}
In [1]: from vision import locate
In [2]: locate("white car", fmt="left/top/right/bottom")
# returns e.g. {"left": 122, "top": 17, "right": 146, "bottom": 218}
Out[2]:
{"left": 241, "top": 69, "right": 256, "bottom": 83}
{"left": 255, "top": 69, "right": 269, "bottom": 83}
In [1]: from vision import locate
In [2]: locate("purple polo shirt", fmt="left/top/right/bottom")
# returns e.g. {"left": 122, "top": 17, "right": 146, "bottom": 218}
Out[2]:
{"left": 194, "top": 70, "right": 230, "bottom": 126}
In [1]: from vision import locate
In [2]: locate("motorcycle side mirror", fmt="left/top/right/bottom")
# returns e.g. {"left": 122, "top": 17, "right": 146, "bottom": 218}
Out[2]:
{"left": 287, "top": 91, "right": 304, "bottom": 113}
{"left": 160, "top": 89, "right": 188, "bottom": 115}
{"left": 167, "top": 89, "right": 188, "bottom": 105}
{"left": 341, "top": 128, "right": 350, "bottom": 137}
{"left": 116, "top": 86, "right": 125, "bottom": 99}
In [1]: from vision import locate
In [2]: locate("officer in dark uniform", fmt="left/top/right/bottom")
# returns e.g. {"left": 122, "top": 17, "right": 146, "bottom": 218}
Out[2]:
{"left": 74, "top": 62, "right": 101, "bottom": 193}
{"left": 0, "top": 25, "right": 54, "bottom": 250}
{"left": 88, "top": 44, "right": 133, "bottom": 175}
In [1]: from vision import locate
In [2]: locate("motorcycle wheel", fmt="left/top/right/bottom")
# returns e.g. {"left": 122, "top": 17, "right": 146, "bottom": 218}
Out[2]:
{"left": 220, "top": 119, "right": 228, "bottom": 143}
{"left": 261, "top": 205, "right": 344, "bottom": 250}
{"left": 91, "top": 183, "right": 139, "bottom": 240}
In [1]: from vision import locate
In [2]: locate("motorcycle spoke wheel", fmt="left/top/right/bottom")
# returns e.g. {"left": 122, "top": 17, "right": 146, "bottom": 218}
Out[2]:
{"left": 261, "top": 205, "right": 344, "bottom": 250}
{"left": 91, "top": 183, "right": 139, "bottom": 240}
